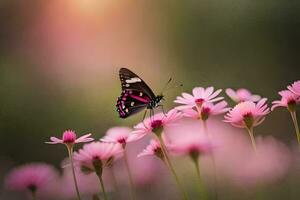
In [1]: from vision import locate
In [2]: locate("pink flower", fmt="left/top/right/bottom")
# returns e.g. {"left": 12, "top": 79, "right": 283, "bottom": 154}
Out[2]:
{"left": 5, "top": 163, "right": 58, "bottom": 194}
{"left": 73, "top": 142, "right": 123, "bottom": 172}
{"left": 112, "top": 136, "right": 166, "bottom": 187}
{"left": 288, "top": 80, "right": 300, "bottom": 96}
{"left": 224, "top": 98, "right": 270, "bottom": 129}
{"left": 194, "top": 122, "right": 291, "bottom": 188}
{"left": 46, "top": 130, "right": 94, "bottom": 146}
{"left": 168, "top": 138, "right": 212, "bottom": 158}
{"left": 229, "top": 137, "right": 291, "bottom": 188}
{"left": 59, "top": 161, "right": 113, "bottom": 198}
{"left": 100, "top": 126, "right": 139, "bottom": 146}
{"left": 226, "top": 88, "right": 261, "bottom": 103}
{"left": 137, "top": 139, "right": 163, "bottom": 159}
{"left": 272, "top": 90, "right": 300, "bottom": 112}
{"left": 174, "top": 87, "right": 223, "bottom": 110}
{"left": 132, "top": 109, "right": 182, "bottom": 139}
{"left": 164, "top": 126, "right": 212, "bottom": 158}
{"left": 182, "top": 101, "right": 230, "bottom": 120}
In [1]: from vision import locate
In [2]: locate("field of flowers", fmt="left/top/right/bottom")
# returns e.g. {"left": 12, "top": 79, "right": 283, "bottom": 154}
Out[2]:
{"left": 4, "top": 82, "right": 300, "bottom": 200}
{"left": 1, "top": 1, "right": 300, "bottom": 200}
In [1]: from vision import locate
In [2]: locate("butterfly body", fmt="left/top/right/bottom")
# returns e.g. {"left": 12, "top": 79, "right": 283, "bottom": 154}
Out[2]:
{"left": 147, "top": 95, "right": 163, "bottom": 109}
{"left": 116, "top": 68, "right": 164, "bottom": 118}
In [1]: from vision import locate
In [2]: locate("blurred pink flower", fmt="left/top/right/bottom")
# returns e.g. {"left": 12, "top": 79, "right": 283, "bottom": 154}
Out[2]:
{"left": 112, "top": 136, "right": 166, "bottom": 188}
{"left": 46, "top": 130, "right": 94, "bottom": 145}
{"left": 288, "top": 80, "right": 300, "bottom": 96}
{"left": 182, "top": 101, "right": 230, "bottom": 120}
{"left": 59, "top": 162, "right": 113, "bottom": 199}
{"left": 73, "top": 142, "right": 123, "bottom": 172}
{"left": 137, "top": 139, "right": 163, "bottom": 159}
{"left": 132, "top": 109, "right": 182, "bottom": 138}
{"left": 5, "top": 163, "right": 58, "bottom": 194}
{"left": 224, "top": 98, "right": 270, "bottom": 129}
{"left": 174, "top": 87, "right": 223, "bottom": 110}
{"left": 197, "top": 125, "right": 292, "bottom": 188}
{"left": 163, "top": 123, "right": 212, "bottom": 159}
{"left": 230, "top": 137, "right": 291, "bottom": 188}
{"left": 168, "top": 136, "right": 212, "bottom": 158}
{"left": 100, "top": 126, "right": 139, "bottom": 146}
{"left": 272, "top": 90, "right": 300, "bottom": 111}
{"left": 226, "top": 88, "right": 261, "bottom": 103}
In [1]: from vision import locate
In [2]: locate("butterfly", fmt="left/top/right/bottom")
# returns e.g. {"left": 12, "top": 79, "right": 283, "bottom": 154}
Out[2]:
{"left": 116, "top": 68, "right": 165, "bottom": 119}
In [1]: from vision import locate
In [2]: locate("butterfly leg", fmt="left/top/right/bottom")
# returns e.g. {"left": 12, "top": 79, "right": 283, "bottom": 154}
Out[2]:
{"left": 157, "top": 105, "right": 167, "bottom": 117}
{"left": 142, "top": 109, "right": 148, "bottom": 128}
{"left": 150, "top": 109, "right": 154, "bottom": 122}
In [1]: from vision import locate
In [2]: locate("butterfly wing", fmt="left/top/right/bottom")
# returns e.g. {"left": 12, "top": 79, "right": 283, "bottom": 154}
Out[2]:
{"left": 116, "top": 90, "right": 151, "bottom": 118}
{"left": 119, "top": 68, "right": 156, "bottom": 99}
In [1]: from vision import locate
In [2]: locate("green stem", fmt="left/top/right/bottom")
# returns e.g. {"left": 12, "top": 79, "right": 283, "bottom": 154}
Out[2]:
{"left": 92, "top": 194, "right": 101, "bottom": 200}
{"left": 202, "top": 120, "right": 218, "bottom": 200}
{"left": 193, "top": 159, "right": 206, "bottom": 200}
{"left": 202, "top": 120, "right": 208, "bottom": 134}
{"left": 67, "top": 146, "right": 82, "bottom": 200}
{"left": 290, "top": 111, "right": 300, "bottom": 151}
{"left": 96, "top": 174, "right": 108, "bottom": 200}
{"left": 109, "top": 167, "right": 120, "bottom": 196}
{"left": 31, "top": 191, "right": 36, "bottom": 200}
{"left": 123, "top": 150, "right": 136, "bottom": 200}
{"left": 246, "top": 127, "right": 257, "bottom": 153}
{"left": 157, "top": 135, "right": 189, "bottom": 200}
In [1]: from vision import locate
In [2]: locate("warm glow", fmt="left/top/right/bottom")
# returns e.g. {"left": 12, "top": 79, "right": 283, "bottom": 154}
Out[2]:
{"left": 71, "top": 0, "right": 120, "bottom": 16}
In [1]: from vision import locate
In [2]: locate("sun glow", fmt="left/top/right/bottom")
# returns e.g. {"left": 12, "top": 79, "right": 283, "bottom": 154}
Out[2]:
{"left": 71, "top": 0, "right": 120, "bottom": 16}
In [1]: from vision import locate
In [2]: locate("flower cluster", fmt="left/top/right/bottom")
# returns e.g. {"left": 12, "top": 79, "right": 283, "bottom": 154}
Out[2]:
{"left": 5, "top": 79, "right": 300, "bottom": 200}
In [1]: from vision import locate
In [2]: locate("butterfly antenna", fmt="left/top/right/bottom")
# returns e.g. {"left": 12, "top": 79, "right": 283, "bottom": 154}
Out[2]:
{"left": 163, "top": 83, "right": 183, "bottom": 94}
{"left": 161, "top": 77, "right": 172, "bottom": 94}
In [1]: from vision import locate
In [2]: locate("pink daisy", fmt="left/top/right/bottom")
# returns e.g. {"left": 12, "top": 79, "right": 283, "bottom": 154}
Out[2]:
{"left": 46, "top": 130, "right": 93, "bottom": 200}
{"left": 230, "top": 137, "right": 291, "bottom": 188}
{"left": 132, "top": 109, "right": 182, "bottom": 138}
{"left": 224, "top": 98, "right": 270, "bottom": 129}
{"left": 272, "top": 90, "right": 300, "bottom": 112}
{"left": 226, "top": 88, "right": 261, "bottom": 103}
{"left": 167, "top": 131, "right": 212, "bottom": 159}
{"left": 137, "top": 139, "right": 163, "bottom": 159}
{"left": 100, "top": 127, "right": 139, "bottom": 147}
{"left": 59, "top": 160, "right": 114, "bottom": 198}
{"left": 5, "top": 163, "right": 58, "bottom": 194}
{"left": 208, "top": 133, "right": 291, "bottom": 188}
{"left": 174, "top": 86, "right": 223, "bottom": 110}
{"left": 73, "top": 142, "right": 123, "bottom": 173}
{"left": 288, "top": 80, "right": 300, "bottom": 96}
{"left": 46, "top": 130, "right": 94, "bottom": 146}
{"left": 113, "top": 136, "right": 165, "bottom": 188}
{"left": 182, "top": 101, "right": 230, "bottom": 120}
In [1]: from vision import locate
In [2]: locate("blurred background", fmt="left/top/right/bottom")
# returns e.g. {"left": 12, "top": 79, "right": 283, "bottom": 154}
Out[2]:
{"left": 0, "top": 0, "right": 300, "bottom": 199}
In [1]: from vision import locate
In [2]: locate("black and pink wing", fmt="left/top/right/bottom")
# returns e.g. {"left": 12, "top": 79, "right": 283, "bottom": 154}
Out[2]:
{"left": 116, "top": 90, "right": 151, "bottom": 118}
{"left": 119, "top": 68, "right": 156, "bottom": 99}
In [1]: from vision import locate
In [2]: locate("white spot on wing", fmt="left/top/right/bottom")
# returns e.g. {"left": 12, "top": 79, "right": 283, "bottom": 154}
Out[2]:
{"left": 125, "top": 77, "right": 142, "bottom": 83}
